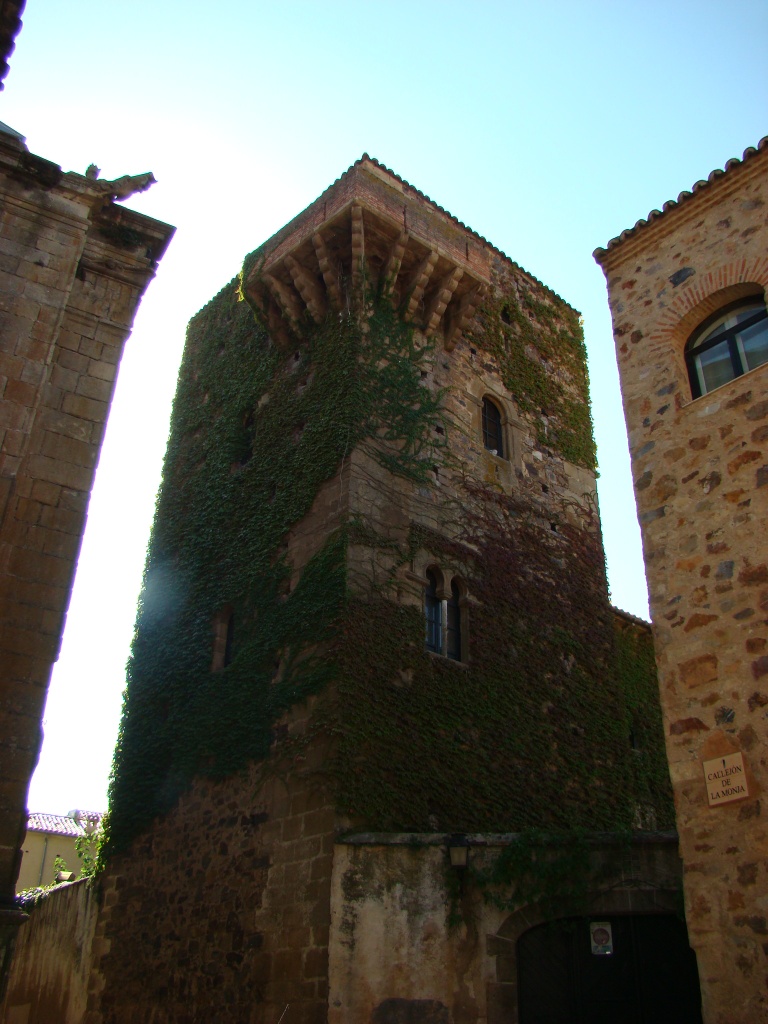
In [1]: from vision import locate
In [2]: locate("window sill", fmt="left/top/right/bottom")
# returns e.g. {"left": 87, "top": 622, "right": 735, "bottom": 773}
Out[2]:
{"left": 426, "top": 650, "right": 469, "bottom": 668}
{"left": 685, "top": 359, "right": 768, "bottom": 406}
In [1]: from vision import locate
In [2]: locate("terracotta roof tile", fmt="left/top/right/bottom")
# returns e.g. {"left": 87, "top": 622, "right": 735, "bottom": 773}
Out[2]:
{"left": 27, "top": 811, "right": 102, "bottom": 837}
{"left": 612, "top": 605, "right": 651, "bottom": 629}
{"left": 0, "top": 0, "right": 25, "bottom": 91}
{"left": 594, "top": 137, "right": 768, "bottom": 260}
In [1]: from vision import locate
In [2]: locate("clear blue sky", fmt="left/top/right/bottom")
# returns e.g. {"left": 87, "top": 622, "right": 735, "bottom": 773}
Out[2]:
{"left": 2, "top": 0, "right": 765, "bottom": 813}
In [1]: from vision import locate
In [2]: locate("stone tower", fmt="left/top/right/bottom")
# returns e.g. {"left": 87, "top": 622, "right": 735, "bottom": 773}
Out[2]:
{"left": 84, "top": 158, "right": 681, "bottom": 1024}
{"left": 595, "top": 138, "right": 768, "bottom": 1024}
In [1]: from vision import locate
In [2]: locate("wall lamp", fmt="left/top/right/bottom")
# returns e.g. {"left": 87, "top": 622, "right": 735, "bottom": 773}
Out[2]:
{"left": 447, "top": 833, "right": 470, "bottom": 870}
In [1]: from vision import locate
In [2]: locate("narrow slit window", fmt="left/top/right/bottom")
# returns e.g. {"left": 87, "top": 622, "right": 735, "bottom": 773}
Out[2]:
{"left": 425, "top": 570, "right": 465, "bottom": 662}
{"left": 212, "top": 606, "right": 235, "bottom": 672}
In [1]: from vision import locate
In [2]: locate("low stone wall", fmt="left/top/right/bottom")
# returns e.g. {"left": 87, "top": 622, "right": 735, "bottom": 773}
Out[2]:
{"left": 1, "top": 879, "right": 98, "bottom": 1024}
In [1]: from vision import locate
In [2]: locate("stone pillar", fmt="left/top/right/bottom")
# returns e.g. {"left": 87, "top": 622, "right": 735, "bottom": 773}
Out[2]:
{"left": 0, "top": 126, "right": 173, "bottom": 974}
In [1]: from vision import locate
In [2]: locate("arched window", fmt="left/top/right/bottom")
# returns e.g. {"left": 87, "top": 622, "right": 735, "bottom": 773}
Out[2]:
{"left": 482, "top": 397, "right": 504, "bottom": 456}
{"left": 686, "top": 298, "right": 768, "bottom": 398}
{"left": 424, "top": 570, "right": 442, "bottom": 654}
{"left": 446, "top": 579, "right": 461, "bottom": 661}
{"left": 424, "top": 570, "right": 465, "bottom": 662}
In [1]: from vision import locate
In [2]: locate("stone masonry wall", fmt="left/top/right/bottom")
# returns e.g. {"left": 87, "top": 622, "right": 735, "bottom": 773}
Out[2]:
{"left": 596, "top": 143, "right": 768, "bottom": 1024}
{"left": 345, "top": 253, "right": 599, "bottom": 601}
{"left": 91, "top": 159, "right": 641, "bottom": 1024}
{"left": 329, "top": 837, "right": 686, "bottom": 1024}
{"left": 0, "top": 127, "right": 173, "bottom": 966}
{"left": 1, "top": 879, "right": 98, "bottom": 1024}
{"left": 86, "top": 701, "right": 335, "bottom": 1024}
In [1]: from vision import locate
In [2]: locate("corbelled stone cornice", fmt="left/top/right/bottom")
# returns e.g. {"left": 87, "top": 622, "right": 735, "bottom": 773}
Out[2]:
{"left": 244, "top": 159, "right": 491, "bottom": 350}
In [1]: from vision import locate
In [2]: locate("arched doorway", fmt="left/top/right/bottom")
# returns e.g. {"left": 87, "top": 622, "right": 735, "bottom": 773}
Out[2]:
{"left": 486, "top": 877, "right": 703, "bottom": 1024}
{"left": 516, "top": 914, "right": 702, "bottom": 1023}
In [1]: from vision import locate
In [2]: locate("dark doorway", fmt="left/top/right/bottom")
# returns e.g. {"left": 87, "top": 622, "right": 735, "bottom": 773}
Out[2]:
{"left": 517, "top": 914, "right": 702, "bottom": 1024}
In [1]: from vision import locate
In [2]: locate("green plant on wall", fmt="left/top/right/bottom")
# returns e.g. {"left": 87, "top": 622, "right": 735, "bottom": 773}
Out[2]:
{"left": 471, "top": 288, "right": 597, "bottom": 470}
{"left": 330, "top": 485, "right": 659, "bottom": 836}
{"left": 614, "top": 619, "right": 675, "bottom": 829}
{"left": 102, "top": 274, "right": 447, "bottom": 858}
{"left": 102, "top": 250, "right": 672, "bottom": 870}
{"left": 472, "top": 830, "right": 593, "bottom": 917}
{"left": 75, "top": 826, "right": 100, "bottom": 880}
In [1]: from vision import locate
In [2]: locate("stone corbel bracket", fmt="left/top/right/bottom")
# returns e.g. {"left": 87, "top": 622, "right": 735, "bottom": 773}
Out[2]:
{"left": 244, "top": 162, "right": 490, "bottom": 350}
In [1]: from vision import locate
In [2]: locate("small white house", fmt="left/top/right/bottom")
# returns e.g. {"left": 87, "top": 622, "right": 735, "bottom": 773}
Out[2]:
{"left": 16, "top": 810, "right": 101, "bottom": 892}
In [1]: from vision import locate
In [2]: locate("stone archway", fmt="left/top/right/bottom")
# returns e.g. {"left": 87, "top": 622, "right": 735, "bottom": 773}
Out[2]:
{"left": 485, "top": 884, "right": 685, "bottom": 1024}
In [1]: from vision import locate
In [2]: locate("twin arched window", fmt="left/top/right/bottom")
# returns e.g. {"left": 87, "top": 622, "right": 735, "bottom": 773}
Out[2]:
{"left": 425, "top": 569, "right": 464, "bottom": 661}
{"left": 686, "top": 298, "right": 768, "bottom": 398}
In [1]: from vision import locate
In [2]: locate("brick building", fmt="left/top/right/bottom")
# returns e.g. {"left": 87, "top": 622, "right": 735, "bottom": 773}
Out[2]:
{"left": 0, "top": 6, "right": 174, "bottom": 984}
{"left": 78, "top": 158, "right": 699, "bottom": 1024}
{"left": 595, "top": 138, "right": 768, "bottom": 1024}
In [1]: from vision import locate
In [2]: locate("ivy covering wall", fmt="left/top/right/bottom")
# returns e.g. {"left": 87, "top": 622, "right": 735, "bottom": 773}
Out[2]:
{"left": 102, "top": 253, "right": 673, "bottom": 860}
{"left": 472, "top": 283, "right": 597, "bottom": 470}
{"left": 334, "top": 502, "right": 673, "bottom": 833}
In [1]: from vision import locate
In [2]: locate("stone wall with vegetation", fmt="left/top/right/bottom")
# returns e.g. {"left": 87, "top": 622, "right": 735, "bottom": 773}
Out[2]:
{"left": 88, "top": 167, "right": 674, "bottom": 1023}
{"left": 328, "top": 836, "right": 685, "bottom": 1024}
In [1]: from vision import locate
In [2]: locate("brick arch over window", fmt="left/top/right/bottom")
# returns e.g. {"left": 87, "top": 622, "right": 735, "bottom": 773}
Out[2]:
{"left": 668, "top": 281, "right": 767, "bottom": 349}
{"left": 486, "top": 885, "right": 682, "bottom": 1024}
{"left": 648, "top": 261, "right": 768, "bottom": 403}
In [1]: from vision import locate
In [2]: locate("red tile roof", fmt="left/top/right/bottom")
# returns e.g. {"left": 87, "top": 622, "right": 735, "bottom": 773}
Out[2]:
{"left": 612, "top": 605, "right": 651, "bottom": 629}
{"left": 0, "top": 0, "right": 25, "bottom": 91}
{"left": 27, "top": 811, "right": 102, "bottom": 837}
{"left": 594, "top": 137, "right": 768, "bottom": 260}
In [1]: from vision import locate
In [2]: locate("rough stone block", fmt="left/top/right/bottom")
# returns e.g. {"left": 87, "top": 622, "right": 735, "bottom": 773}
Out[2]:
{"left": 26, "top": 453, "right": 92, "bottom": 490}
{"left": 40, "top": 430, "right": 95, "bottom": 469}
{"left": 3, "top": 378, "right": 37, "bottom": 407}
{"left": 61, "top": 393, "right": 107, "bottom": 423}
{"left": 75, "top": 375, "right": 113, "bottom": 402}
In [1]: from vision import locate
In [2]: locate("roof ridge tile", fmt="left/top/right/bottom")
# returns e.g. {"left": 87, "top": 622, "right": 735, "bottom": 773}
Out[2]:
{"left": 595, "top": 136, "right": 768, "bottom": 259}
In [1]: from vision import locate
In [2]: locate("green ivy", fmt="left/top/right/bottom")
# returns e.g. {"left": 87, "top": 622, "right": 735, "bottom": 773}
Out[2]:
{"left": 614, "top": 617, "right": 675, "bottom": 828}
{"left": 329, "top": 490, "right": 659, "bottom": 836}
{"left": 471, "top": 289, "right": 597, "bottom": 470}
{"left": 471, "top": 830, "right": 594, "bottom": 917}
{"left": 102, "top": 255, "right": 670, "bottom": 877}
{"left": 102, "top": 277, "right": 446, "bottom": 858}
